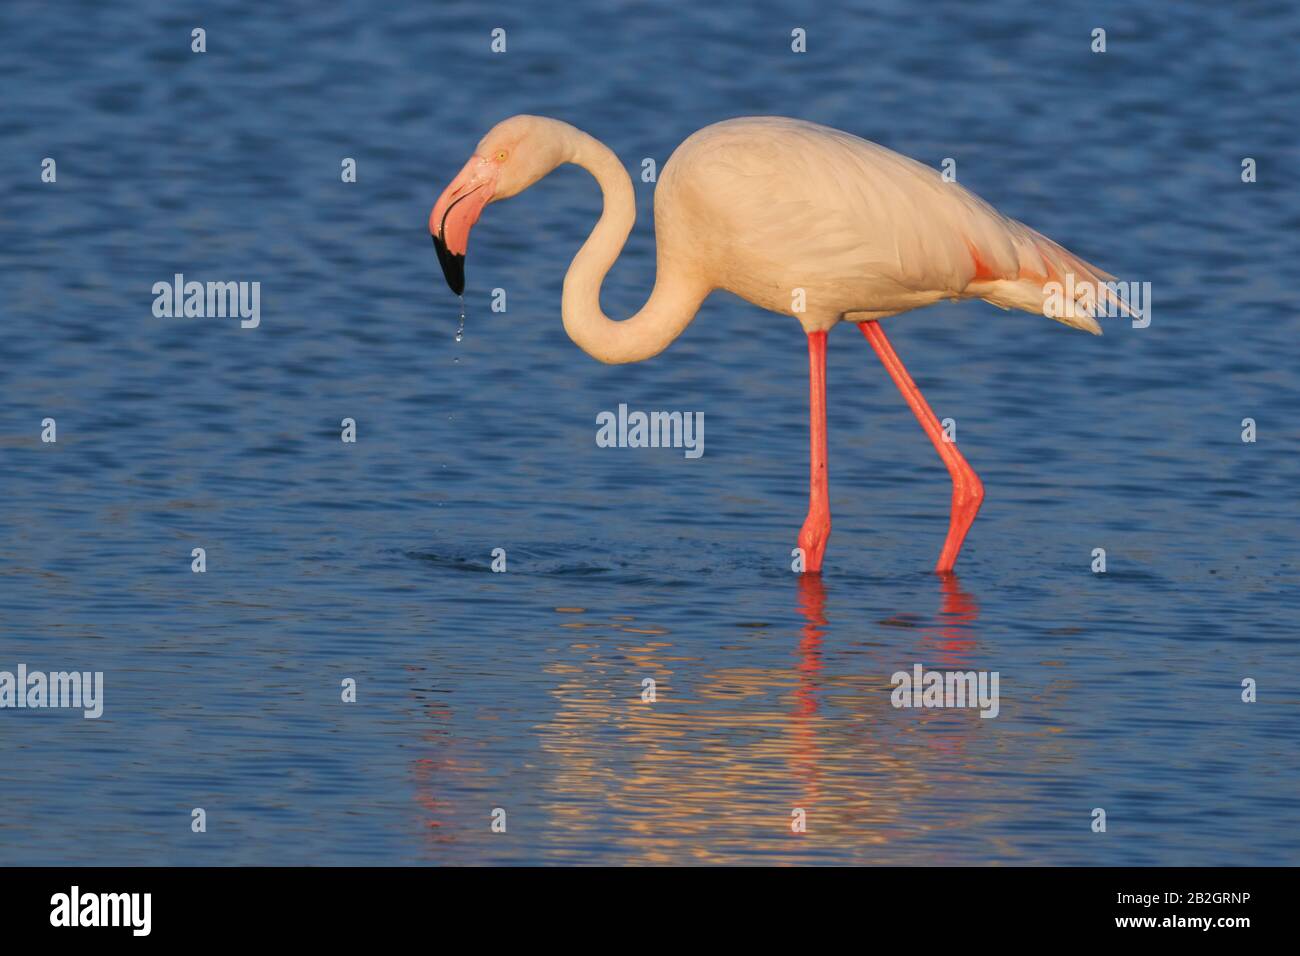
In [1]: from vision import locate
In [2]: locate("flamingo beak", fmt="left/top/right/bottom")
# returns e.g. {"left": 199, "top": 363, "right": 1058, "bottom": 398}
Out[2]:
{"left": 430, "top": 155, "right": 498, "bottom": 296}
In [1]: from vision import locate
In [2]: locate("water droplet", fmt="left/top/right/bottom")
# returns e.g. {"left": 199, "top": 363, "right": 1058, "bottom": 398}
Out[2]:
{"left": 454, "top": 294, "right": 465, "bottom": 343}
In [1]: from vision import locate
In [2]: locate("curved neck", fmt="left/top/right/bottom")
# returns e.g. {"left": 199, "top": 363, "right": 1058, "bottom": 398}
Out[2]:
{"left": 561, "top": 129, "right": 707, "bottom": 364}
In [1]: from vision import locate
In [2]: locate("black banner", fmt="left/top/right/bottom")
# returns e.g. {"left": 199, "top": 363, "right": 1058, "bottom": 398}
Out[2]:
{"left": 0, "top": 866, "right": 1281, "bottom": 941}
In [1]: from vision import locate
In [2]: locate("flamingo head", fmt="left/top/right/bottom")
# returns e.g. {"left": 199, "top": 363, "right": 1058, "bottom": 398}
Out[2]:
{"left": 430, "top": 115, "right": 571, "bottom": 295}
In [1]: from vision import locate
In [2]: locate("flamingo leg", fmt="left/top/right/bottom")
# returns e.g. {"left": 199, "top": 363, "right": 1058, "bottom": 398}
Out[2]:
{"left": 797, "top": 330, "right": 831, "bottom": 573}
{"left": 859, "top": 320, "right": 983, "bottom": 574}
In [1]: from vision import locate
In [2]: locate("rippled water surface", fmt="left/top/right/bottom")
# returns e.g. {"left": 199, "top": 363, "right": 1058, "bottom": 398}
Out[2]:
{"left": 1, "top": 0, "right": 1298, "bottom": 865}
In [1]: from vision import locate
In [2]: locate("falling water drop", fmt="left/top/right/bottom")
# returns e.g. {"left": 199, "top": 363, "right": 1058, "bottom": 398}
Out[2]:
{"left": 454, "top": 294, "right": 465, "bottom": 343}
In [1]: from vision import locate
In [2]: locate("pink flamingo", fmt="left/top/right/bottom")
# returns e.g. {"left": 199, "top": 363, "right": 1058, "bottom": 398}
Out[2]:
{"left": 430, "top": 115, "right": 1122, "bottom": 574}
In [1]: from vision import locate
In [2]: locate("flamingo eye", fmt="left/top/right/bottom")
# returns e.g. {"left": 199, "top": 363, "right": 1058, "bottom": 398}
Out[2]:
{"left": 496, "top": 149, "right": 508, "bottom": 162}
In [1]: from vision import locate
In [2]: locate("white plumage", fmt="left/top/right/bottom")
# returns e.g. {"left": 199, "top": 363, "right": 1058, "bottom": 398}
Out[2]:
{"left": 431, "top": 114, "right": 1123, "bottom": 363}
{"left": 657, "top": 116, "right": 1117, "bottom": 335}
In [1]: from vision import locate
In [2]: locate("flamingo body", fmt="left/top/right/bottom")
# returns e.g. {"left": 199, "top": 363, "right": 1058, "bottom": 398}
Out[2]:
{"left": 647, "top": 116, "right": 1114, "bottom": 334}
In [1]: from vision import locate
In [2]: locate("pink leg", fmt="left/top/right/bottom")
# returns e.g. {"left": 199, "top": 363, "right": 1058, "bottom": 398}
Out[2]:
{"left": 797, "top": 331, "right": 831, "bottom": 573}
{"left": 859, "top": 321, "right": 983, "bottom": 574}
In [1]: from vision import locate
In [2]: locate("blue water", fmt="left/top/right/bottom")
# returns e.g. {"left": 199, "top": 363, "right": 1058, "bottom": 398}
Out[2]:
{"left": 1, "top": 0, "right": 1297, "bottom": 865}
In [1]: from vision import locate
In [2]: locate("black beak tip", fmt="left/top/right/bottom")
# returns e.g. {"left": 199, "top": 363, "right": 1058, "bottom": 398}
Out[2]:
{"left": 432, "top": 233, "right": 465, "bottom": 296}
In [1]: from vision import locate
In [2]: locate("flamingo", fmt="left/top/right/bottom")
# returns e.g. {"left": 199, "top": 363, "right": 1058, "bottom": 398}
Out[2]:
{"left": 429, "top": 115, "right": 1123, "bottom": 574}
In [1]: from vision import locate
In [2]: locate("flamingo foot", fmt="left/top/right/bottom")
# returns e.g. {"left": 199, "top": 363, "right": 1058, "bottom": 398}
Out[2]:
{"left": 798, "top": 510, "right": 831, "bottom": 574}
{"left": 935, "top": 473, "right": 984, "bottom": 575}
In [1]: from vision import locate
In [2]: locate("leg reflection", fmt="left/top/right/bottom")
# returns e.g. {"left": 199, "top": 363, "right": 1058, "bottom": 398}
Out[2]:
{"left": 791, "top": 574, "right": 828, "bottom": 814}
